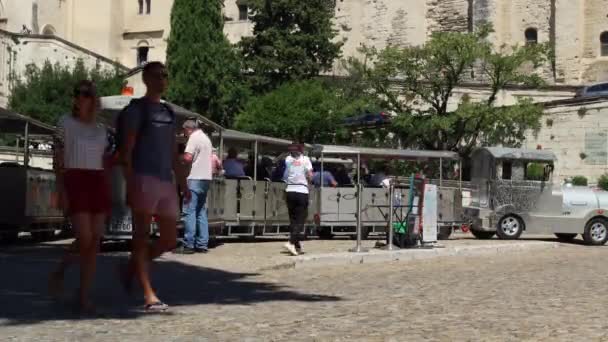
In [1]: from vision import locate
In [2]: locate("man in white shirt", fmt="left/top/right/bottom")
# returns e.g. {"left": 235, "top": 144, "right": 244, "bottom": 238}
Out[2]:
{"left": 283, "top": 143, "right": 313, "bottom": 256}
{"left": 176, "top": 119, "right": 213, "bottom": 254}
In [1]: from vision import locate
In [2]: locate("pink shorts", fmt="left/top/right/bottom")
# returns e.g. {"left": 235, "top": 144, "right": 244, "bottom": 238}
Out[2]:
{"left": 131, "top": 175, "right": 179, "bottom": 218}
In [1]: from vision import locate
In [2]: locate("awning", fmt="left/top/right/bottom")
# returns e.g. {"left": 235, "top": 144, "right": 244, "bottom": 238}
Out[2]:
{"left": 0, "top": 107, "right": 56, "bottom": 135}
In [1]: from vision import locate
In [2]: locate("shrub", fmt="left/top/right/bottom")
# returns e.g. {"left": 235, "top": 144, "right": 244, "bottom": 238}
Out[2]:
{"left": 598, "top": 174, "right": 608, "bottom": 191}
{"left": 571, "top": 175, "right": 588, "bottom": 186}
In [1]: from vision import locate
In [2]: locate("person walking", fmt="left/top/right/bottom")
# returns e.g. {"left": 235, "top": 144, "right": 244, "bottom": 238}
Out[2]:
{"left": 49, "top": 80, "right": 111, "bottom": 314}
{"left": 174, "top": 119, "right": 213, "bottom": 254}
{"left": 118, "top": 61, "right": 187, "bottom": 312}
{"left": 283, "top": 143, "right": 313, "bottom": 256}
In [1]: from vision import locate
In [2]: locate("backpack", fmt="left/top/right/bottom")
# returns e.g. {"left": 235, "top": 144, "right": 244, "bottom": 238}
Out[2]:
{"left": 113, "top": 98, "right": 176, "bottom": 160}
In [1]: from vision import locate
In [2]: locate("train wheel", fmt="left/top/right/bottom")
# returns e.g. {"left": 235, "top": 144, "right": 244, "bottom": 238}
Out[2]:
{"left": 554, "top": 233, "right": 577, "bottom": 242}
{"left": 583, "top": 218, "right": 608, "bottom": 246}
{"left": 437, "top": 226, "right": 453, "bottom": 240}
{"left": 470, "top": 229, "right": 495, "bottom": 240}
{"left": 496, "top": 214, "right": 524, "bottom": 240}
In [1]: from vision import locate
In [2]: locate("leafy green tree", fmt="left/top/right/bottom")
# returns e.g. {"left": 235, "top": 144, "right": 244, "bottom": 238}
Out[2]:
{"left": 8, "top": 59, "right": 123, "bottom": 125}
{"left": 240, "top": 0, "right": 343, "bottom": 93}
{"left": 345, "top": 25, "right": 549, "bottom": 156}
{"left": 166, "top": 0, "right": 247, "bottom": 126}
{"left": 235, "top": 79, "right": 362, "bottom": 143}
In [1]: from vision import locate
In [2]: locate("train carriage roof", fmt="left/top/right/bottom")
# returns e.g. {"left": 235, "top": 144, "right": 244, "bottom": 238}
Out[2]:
{"left": 0, "top": 107, "right": 56, "bottom": 135}
{"left": 312, "top": 144, "right": 460, "bottom": 160}
{"left": 99, "top": 95, "right": 224, "bottom": 132}
{"left": 474, "top": 147, "right": 556, "bottom": 162}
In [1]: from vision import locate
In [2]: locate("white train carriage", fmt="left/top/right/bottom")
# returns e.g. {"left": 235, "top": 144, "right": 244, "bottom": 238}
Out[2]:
{"left": 311, "top": 144, "right": 463, "bottom": 239}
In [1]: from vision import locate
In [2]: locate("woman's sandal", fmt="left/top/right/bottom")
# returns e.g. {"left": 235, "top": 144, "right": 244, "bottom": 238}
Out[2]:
{"left": 144, "top": 301, "right": 169, "bottom": 313}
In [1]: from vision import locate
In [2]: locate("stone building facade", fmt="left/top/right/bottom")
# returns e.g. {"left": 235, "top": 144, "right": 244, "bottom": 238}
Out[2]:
{"left": 0, "top": 0, "right": 605, "bottom": 86}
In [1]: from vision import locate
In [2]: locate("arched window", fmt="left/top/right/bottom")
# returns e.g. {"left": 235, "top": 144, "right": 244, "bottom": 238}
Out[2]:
{"left": 42, "top": 24, "right": 56, "bottom": 36}
{"left": 601, "top": 31, "right": 608, "bottom": 57}
{"left": 136, "top": 40, "right": 149, "bottom": 66}
{"left": 525, "top": 28, "right": 538, "bottom": 46}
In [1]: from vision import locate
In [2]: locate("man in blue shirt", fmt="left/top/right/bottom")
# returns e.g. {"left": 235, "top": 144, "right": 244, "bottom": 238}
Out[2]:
{"left": 311, "top": 163, "right": 338, "bottom": 187}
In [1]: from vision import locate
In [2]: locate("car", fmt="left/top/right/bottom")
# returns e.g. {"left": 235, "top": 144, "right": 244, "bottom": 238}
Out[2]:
{"left": 575, "top": 82, "right": 608, "bottom": 98}
{"left": 342, "top": 111, "right": 391, "bottom": 127}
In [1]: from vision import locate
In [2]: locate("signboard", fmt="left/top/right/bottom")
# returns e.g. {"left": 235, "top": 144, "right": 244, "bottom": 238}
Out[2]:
{"left": 584, "top": 130, "right": 608, "bottom": 165}
{"left": 422, "top": 184, "right": 438, "bottom": 243}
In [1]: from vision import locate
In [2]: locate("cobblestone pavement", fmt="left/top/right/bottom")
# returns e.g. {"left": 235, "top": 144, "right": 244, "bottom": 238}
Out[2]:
{"left": 1, "top": 235, "right": 608, "bottom": 341}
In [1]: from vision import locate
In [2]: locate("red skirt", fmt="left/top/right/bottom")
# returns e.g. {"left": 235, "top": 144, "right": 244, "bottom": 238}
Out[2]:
{"left": 63, "top": 169, "right": 111, "bottom": 215}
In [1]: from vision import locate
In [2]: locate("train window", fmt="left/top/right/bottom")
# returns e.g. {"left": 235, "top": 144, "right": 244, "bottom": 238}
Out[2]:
{"left": 525, "top": 162, "right": 549, "bottom": 181}
{"left": 501, "top": 161, "right": 512, "bottom": 180}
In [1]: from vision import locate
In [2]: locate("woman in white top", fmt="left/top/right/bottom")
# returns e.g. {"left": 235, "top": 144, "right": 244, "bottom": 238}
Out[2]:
{"left": 49, "top": 80, "right": 110, "bottom": 314}
{"left": 282, "top": 143, "right": 313, "bottom": 256}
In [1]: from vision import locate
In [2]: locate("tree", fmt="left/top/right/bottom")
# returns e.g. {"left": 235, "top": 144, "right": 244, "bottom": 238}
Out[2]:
{"left": 234, "top": 79, "right": 362, "bottom": 143}
{"left": 8, "top": 59, "right": 123, "bottom": 125}
{"left": 166, "top": 0, "right": 247, "bottom": 126}
{"left": 345, "top": 25, "right": 549, "bottom": 156}
{"left": 240, "top": 0, "right": 343, "bottom": 93}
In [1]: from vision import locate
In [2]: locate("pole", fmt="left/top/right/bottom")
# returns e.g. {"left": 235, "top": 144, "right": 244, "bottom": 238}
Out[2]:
{"left": 350, "top": 153, "right": 367, "bottom": 253}
{"left": 253, "top": 140, "right": 258, "bottom": 181}
{"left": 459, "top": 159, "right": 462, "bottom": 192}
{"left": 15, "top": 137, "right": 20, "bottom": 161}
{"left": 23, "top": 121, "right": 30, "bottom": 167}
{"left": 387, "top": 182, "right": 394, "bottom": 251}
{"left": 219, "top": 131, "right": 224, "bottom": 162}
{"left": 439, "top": 158, "right": 443, "bottom": 187}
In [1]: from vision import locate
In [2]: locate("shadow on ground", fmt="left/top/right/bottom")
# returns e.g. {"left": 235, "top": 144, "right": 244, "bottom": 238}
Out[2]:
{"left": 0, "top": 242, "right": 341, "bottom": 326}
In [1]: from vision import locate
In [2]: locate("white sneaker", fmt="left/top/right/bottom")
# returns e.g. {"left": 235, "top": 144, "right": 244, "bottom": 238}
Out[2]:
{"left": 283, "top": 242, "right": 299, "bottom": 256}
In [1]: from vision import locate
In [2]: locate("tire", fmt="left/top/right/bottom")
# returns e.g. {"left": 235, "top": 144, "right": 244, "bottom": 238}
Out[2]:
{"left": 470, "top": 229, "right": 495, "bottom": 240}
{"left": 496, "top": 214, "right": 524, "bottom": 240}
{"left": 582, "top": 218, "right": 608, "bottom": 246}
{"left": 437, "top": 226, "right": 453, "bottom": 240}
{"left": 554, "top": 233, "right": 577, "bottom": 242}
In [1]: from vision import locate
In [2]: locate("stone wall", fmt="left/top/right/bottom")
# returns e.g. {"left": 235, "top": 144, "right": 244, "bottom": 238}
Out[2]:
{"left": 426, "top": 0, "right": 470, "bottom": 33}
{"left": 525, "top": 97, "right": 608, "bottom": 183}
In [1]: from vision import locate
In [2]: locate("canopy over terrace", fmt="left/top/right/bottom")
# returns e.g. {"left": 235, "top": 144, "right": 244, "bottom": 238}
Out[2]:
{"left": 0, "top": 107, "right": 57, "bottom": 166}
{"left": 311, "top": 144, "right": 461, "bottom": 185}
{"left": 99, "top": 95, "right": 224, "bottom": 133}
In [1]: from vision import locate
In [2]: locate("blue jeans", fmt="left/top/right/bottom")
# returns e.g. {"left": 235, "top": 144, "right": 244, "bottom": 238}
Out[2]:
{"left": 182, "top": 179, "right": 210, "bottom": 249}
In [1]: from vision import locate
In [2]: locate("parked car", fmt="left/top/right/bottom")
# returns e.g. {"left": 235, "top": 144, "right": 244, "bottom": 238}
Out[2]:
{"left": 342, "top": 111, "right": 392, "bottom": 127}
{"left": 575, "top": 82, "right": 608, "bottom": 98}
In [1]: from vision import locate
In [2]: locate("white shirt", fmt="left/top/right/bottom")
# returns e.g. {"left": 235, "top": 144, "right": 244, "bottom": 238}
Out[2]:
{"left": 185, "top": 129, "right": 213, "bottom": 180}
{"left": 56, "top": 114, "right": 107, "bottom": 170}
{"left": 284, "top": 155, "right": 313, "bottom": 194}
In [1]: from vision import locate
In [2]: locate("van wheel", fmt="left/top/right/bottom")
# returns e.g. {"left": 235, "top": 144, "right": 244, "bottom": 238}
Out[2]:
{"left": 470, "top": 229, "right": 495, "bottom": 240}
{"left": 496, "top": 214, "right": 524, "bottom": 240}
{"left": 554, "top": 233, "right": 577, "bottom": 242}
{"left": 583, "top": 218, "right": 608, "bottom": 246}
